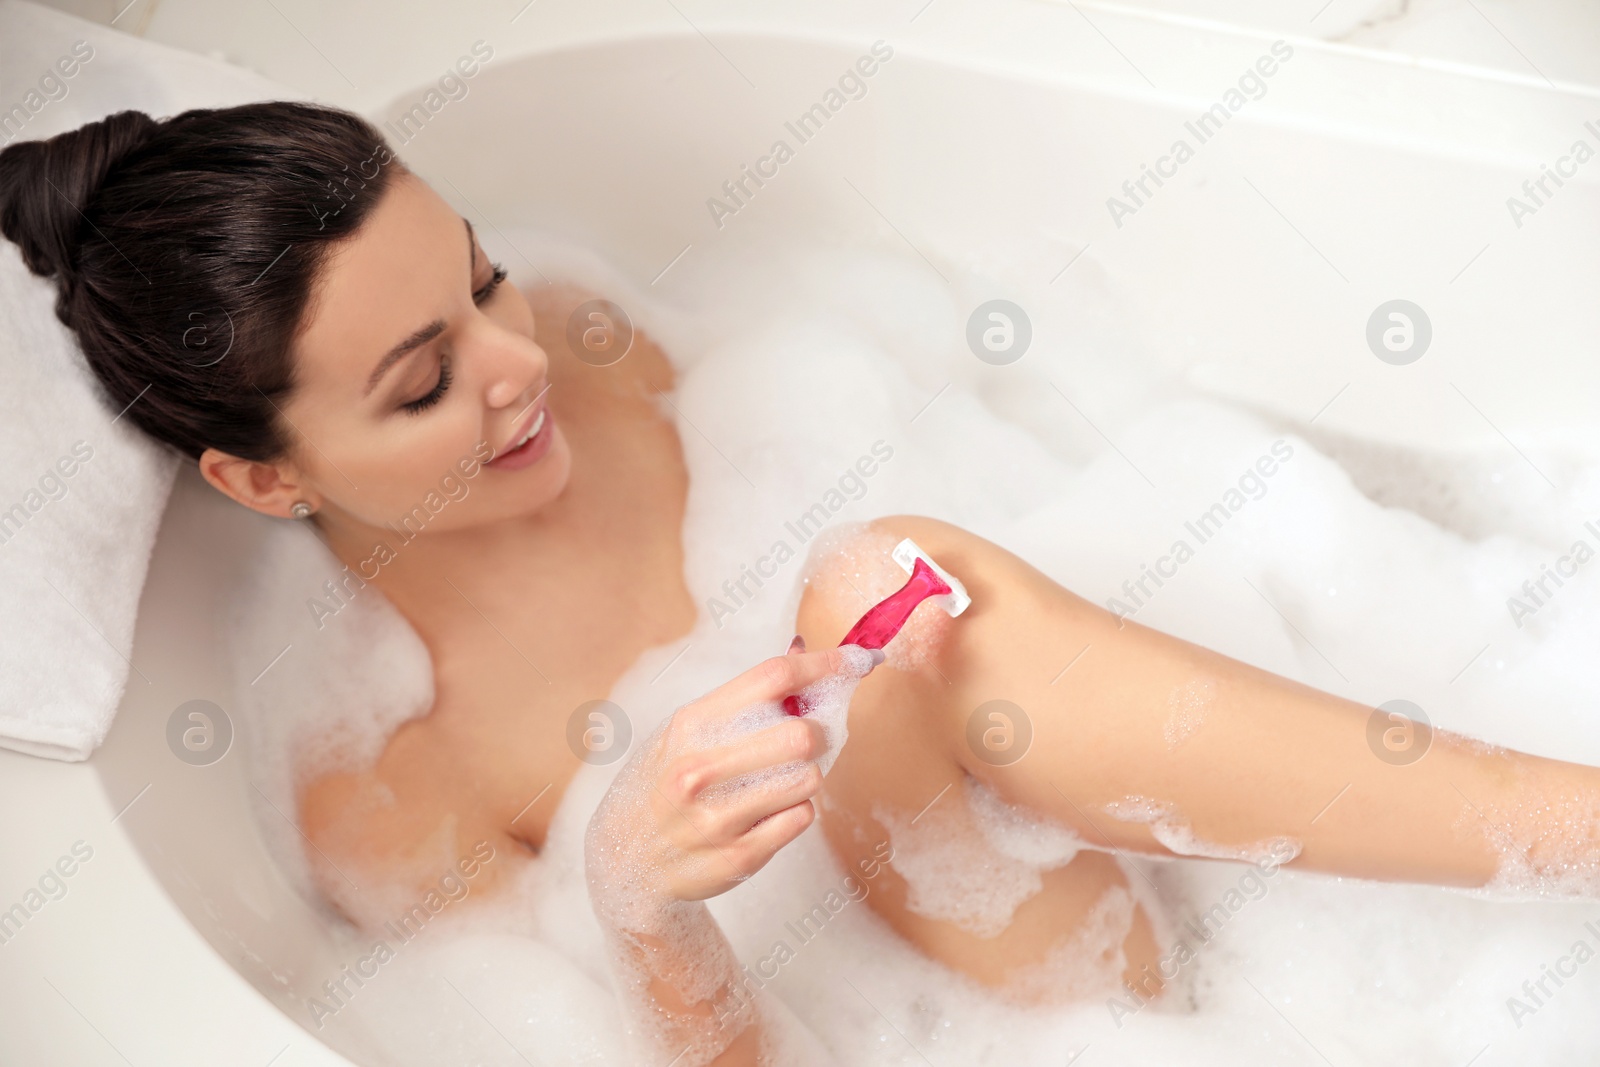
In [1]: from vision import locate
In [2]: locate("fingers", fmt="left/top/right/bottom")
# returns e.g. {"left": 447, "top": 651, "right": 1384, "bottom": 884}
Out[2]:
{"left": 653, "top": 761, "right": 819, "bottom": 854}
{"left": 711, "top": 759, "right": 823, "bottom": 837}
{"left": 672, "top": 717, "right": 827, "bottom": 799}
{"left": 652, "top": 713, "right": 829, "bottom": 864}
{"left": 697, "top": 646, "right": 878, "bottom": 719}
{"left": 629, "top": 642, "right": 878, "bottom": 901}
{"left": 736, "top": 800, "right": 817, "bottom": 866}
{"left": 669, "top": 801, "right": 817, "bottom": 896}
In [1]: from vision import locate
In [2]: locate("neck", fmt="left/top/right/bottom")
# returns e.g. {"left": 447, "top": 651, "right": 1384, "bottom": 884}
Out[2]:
{"left": 313, "top": 505, "right": 556, "bottom": 623}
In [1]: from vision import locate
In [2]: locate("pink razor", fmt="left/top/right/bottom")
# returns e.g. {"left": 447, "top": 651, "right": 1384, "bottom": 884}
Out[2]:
{"left": 784, "top": 538, "right": 970, "bottom": 716}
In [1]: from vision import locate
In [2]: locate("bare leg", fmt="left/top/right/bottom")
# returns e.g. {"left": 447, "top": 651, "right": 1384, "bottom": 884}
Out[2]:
{"left": 798, "top": 516, "right": 1600, "bottom": 994}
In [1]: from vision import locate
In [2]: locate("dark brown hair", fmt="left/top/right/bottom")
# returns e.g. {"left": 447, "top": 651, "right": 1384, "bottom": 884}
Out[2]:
{"left": 0, "top": 102, "right": 399, "bottom": 461}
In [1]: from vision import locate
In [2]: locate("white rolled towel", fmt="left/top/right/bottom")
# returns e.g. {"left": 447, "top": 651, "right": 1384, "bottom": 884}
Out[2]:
{"left": 0, "top": 0, "right": 299, "bottom": 759}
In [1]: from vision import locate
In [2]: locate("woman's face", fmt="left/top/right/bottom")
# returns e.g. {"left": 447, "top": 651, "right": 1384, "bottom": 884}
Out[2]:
{"left": 271, "top": 171, "right": 570, "bottom": 534}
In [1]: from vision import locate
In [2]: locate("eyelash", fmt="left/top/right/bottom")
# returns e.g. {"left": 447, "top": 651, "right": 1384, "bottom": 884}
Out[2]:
{"left": 402, "top": 356, "right": 452, "bottom": 415}
{"left": 474, "top": 263, "right": 507, "bottom": 304}
{"left": 400, "top": 262, "right": 504, "bottom": 415}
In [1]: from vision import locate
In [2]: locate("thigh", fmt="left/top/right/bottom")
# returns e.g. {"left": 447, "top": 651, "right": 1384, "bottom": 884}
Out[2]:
{"left": 795, "top": 517, "right": 1163, "bottom": 997}
{"left": 806, "top": 515, "right": 1593, "bottom": 902}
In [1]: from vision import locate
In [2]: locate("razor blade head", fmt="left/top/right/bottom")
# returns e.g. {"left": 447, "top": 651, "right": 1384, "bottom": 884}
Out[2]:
{"left": 891, "top": 537, "right": 971, "bottom": 616}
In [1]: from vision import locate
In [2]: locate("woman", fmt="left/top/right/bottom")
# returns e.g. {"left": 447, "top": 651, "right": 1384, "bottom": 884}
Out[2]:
{"left": 2, "top": 103, "right": 1594, "bottom": 1066}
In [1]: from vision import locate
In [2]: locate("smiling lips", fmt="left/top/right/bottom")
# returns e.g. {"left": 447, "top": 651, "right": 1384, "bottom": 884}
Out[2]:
{"left": 486, "top": 404, "right": 553, "bottom": 470}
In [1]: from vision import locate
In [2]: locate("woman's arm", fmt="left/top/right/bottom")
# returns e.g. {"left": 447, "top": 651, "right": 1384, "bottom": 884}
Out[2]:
{"left": 802, "top": 515, "right": 1597, "bottom": 896}
{"left": 590, "top": 899, "right": 764, "bottom": 1067}
{"left": 585, "top": 646, "right": 876, "bottom": 1066}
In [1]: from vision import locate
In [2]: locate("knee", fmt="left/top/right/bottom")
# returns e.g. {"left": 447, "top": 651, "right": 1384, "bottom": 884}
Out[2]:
{"left": 794, "top": 515, "right": 971, "bottom": 673}
{"left": 795, "top": 512, "right": 1112, "bottom": 692}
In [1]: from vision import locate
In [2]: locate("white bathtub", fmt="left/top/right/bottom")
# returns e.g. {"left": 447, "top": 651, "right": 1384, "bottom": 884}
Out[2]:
{"left": 3, "top": 3, "right": 1597, "bottom": 1063}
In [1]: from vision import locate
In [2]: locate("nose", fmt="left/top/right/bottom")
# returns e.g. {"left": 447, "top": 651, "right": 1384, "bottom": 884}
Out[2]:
{"left": 479, "top": 320, "right": 548, "bottom": 410}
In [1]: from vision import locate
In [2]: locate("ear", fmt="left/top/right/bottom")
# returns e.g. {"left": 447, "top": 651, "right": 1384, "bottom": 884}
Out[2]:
{"left": 198, "top": 447, "right": 315, "bottom": 520}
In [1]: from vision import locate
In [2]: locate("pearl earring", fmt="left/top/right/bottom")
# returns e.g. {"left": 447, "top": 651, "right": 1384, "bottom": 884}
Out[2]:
{"left": 290, "top": 501, "right": 314, "bottom": 520}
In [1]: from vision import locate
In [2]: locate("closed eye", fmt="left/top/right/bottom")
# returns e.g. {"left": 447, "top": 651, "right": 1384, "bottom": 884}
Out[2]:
{"left": 474, "top": 263, "right": 507, "bottom": 304}
{"left": 399, "top": 252, "right": 501, "bottom": 415}
{"left": 402, "top": 355, "right": 452, "bottom": 415}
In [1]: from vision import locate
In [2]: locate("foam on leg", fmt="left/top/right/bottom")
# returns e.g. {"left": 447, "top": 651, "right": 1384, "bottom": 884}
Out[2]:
{"left": 1001, "top": 884, "right": 1138, "bottom": 1003}
{"left": 869, "top": 773, "right": 1090, "bottom": 939}
{"left": 965, "top": 774, "right": 1084, "bottom": 869}
{"left": 800, "top": 522, "right": 955, "bottom": 673}
{"left": 1451, "top": 752, "right": 1600, "bottom": 902}
{"left": 1163, "top": 675, "right": 1217, "bottom": 749}
{"left": 1104, "top": 795, "right": 1303, "bottom": 866}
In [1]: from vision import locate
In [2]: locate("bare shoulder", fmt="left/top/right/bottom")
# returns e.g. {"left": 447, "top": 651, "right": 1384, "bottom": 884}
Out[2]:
{"left": 297, "top": 716, "right": 522, "bottom": 925}
{"left": 523, "top": 282, "right": 676, "bottom": 397}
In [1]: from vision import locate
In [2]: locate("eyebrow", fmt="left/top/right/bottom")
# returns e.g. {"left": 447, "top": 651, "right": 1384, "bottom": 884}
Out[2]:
{"left": 363, "top": 218, "right": 477, "bottom": 399}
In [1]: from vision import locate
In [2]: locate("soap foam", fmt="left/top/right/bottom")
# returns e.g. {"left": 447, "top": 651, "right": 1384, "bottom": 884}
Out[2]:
{"left": 870, "top": 773, "right": 1089, "bottom": 939}
{"left": 1105, "top": 795, "right": 1303, "bottom": 867}
{"left": 582, "top": 708, "right": 770, "bottom": 1065}
{"left": 224, "top": 518, "right": 436, "bottom": 919}
{"left": 799, "top": 523, "right": 954, "bottom": 673}
{"left": 965, "top": 774, "right": 1085, "bottom": 870}
{"left": 225, "top": 224, "right": 1600, "bottom": 1065}
{"left": 871, "top": 792, "right": 1046, "bottom": 940}
{"left": 1163, "top": 676, "right": 1216, "bottom": 748}
{"left": 793, "top": 644, "right": 878, "bottom": 777}
{"left": 1002, "top": 883, "right": 1137, "bottom": 1004}
{"left": 1454, "top": 765, "right": 1600, "bottom": 903}
{"left": 581, "top": 644, "right": 878, "bottom": 1064}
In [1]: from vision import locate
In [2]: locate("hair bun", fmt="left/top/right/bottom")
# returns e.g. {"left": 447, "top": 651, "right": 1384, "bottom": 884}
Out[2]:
{"left": 0, "top": 110, "right": 158, "bottom": 280}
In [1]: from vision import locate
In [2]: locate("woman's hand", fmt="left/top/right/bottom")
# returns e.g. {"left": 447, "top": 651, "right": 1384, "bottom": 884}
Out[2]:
{"left": 586, "top": 644, "right": 879, "bottom": 918}
{"left": 583, "top": 644, "right": 879, "bottom": 1067}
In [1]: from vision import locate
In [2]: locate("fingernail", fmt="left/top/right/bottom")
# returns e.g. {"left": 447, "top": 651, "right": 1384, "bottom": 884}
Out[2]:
{"left": 788, "top": 634, "right": 807, "bottom": 654}
{"left": 868, "top": 648, "right": 886, "bottom": 668}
